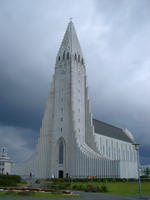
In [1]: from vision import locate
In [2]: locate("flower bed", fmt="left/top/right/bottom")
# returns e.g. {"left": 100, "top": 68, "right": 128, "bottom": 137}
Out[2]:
{"left": 0, "top": 187, "right": 71, "bottom": 194}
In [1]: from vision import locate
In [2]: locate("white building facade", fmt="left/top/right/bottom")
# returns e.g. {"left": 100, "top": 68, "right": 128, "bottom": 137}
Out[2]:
{"left": 12, "top": 21, "right": 138, "bottom": 179}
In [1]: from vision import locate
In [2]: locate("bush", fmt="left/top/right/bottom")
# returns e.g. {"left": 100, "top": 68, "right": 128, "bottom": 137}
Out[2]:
{"left": 85, "top": 185, "right": 99, "bottom": 192}
{"left": 35, "top": 179, "right": 40, "bottom": 184}
{"left": 0, "top": 174, "right": 21, "bottom": 186}
{"left": 101, "top": 185, "right": 108, "bottom": 192}
{"left": 0, "top": 179, "right": 17, "bottom": 187}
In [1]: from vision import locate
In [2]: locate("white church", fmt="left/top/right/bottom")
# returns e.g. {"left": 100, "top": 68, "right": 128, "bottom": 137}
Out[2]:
{"left": 12, "top": 21, "right": 138, "bottom": 179}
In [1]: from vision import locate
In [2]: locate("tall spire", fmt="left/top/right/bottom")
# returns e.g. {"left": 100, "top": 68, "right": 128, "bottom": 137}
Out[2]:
{"left": 57, "top": 21, "right": 83, "bottom": 58}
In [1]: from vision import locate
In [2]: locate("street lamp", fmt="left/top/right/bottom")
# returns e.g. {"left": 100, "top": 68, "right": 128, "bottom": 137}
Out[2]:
{"left": 133, "top": 143, "right": 142, "bottom": 199}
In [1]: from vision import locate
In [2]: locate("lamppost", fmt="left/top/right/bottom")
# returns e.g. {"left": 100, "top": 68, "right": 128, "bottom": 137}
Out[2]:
{"left": 133, "top": 143, "right": 142, "bottom": 199}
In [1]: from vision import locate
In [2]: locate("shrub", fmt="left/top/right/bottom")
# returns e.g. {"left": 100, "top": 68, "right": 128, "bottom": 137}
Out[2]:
{"left": 72, "top": 184, "right": 78, "bottom": 190}
{"left": 35, "top": 179, "right": 40, "bottom": 184}
{"left": 101, "top": 185, "right": 108, "bottom": 192}
{"left": 85, "top": 185, "right": 99, "bottom": 192}
{"left": 0, "top": 179, "right": 17, "bottom": 187}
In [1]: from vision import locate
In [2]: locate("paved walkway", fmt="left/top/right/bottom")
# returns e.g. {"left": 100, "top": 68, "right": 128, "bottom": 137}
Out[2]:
{"left": 0, "top": 191, "right": 150, "bottom": 200}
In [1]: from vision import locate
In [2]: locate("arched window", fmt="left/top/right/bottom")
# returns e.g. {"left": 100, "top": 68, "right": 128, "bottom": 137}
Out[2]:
{"left": 63, "top": 51, "right": 65, "bottom": 60}
{"left": 67, "top": 52, "right": 69, "bottom": 60}
{"left": 58, "top": 56, "right": 60, "bottom": 61}
{"left": 59, "top": 141, "right": 63, "bottom": 164}
{"left": 74, "top": 53, "right": 77, "bottom": 60}
{"left": 78, "top": 55, "right": 80, "bottom": 62}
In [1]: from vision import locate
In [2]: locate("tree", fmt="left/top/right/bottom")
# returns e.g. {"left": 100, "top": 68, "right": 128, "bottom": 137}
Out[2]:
{"left": 145, "top": 167, "right": 150, "bottom": 177}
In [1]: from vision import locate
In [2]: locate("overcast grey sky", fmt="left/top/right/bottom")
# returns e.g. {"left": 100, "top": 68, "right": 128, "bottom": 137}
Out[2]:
{"left": 0, "top": 0, "right": 149, "bottom": 164}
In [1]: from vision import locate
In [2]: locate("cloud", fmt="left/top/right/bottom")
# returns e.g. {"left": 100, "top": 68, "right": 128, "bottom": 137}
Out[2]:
{"left": 0, "top": 125, "right": 37, "bottom": 162}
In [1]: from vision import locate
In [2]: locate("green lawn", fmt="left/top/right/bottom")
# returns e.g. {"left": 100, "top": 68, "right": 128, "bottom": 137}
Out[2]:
{"left": 103, "top": 182, "right": 150, "bottom": 196}
{"left": 70, "top": 182, "right": 150, "bottom": 196}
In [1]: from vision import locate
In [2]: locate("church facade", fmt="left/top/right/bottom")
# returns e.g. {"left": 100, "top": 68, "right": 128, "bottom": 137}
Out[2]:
{"left": 12, "top": 21, "right": 138, "bottom": 179}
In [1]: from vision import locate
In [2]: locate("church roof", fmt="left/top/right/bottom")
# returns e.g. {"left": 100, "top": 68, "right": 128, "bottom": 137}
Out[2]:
{"left": 93, "top": 119, "right": 133, "bottom": 143}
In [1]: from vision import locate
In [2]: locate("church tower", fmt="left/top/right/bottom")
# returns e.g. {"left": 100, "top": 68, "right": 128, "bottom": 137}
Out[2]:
{"left": 36, "top": 21, "right": 101, "bottom": 178}
{"left": 12, "top": 21, "right": 138, "bottom": 179}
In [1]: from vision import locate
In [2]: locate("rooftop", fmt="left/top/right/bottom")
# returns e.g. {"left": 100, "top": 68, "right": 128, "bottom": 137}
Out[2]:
{"left": 93, "top": 119, "right": 133, "bottom": 143}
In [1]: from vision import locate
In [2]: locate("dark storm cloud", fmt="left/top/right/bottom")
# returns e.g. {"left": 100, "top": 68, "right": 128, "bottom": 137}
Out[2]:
{"left": 0, "top": 0, "right": 149, "bottom": 164}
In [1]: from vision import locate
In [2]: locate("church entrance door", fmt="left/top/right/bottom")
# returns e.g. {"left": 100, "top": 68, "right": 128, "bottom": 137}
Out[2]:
{"left": 58, "top": 170, "right": 63, "bottom": 178}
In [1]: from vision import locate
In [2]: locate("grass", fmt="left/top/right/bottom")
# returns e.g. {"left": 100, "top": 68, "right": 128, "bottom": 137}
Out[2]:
{"left": 70, "top": 182, "right": 150, "bottom": 196}
{"left": 0, "top": 191, "right": 80, "bottom": 198}
{"left": 102, "top": 182, "right": 150, "bottom": 196}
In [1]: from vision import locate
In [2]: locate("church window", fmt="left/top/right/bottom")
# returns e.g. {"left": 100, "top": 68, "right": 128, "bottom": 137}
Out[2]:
{"left": 78, "top": 55, "right": 80, "bottom": 62}
{"left": 119, "top": 149, "right": 120, "bottom": 159}
{"left": 109, "top": 147, "right": 111, "bottom": 157}
{"left": 103, "top": 146, "right": 105, "bottom": 154}
{"left": 67, "top": 52, "right": 69, "bottom": 60}
{"left": 0, "top": 162, "right": 4, "bottom": 166}
{"left": 61, "top": 108, "right": 63, "bottom": 112}
{"left": 75, "top": 53, "right": 77, "bottom": 60}
{"left": 78, "top": 128, "right": 80, "bottom": 132}
{"left": 61, "top": 128, "right": 62, "bottom": 132}
{"left": 81, "top": 58, "right": 84, "bottom": 64}
{"left": 63, "top": 51, "right": 65, "bottom": 60}
{"left": 61, "top": 117, "right": 63, "bottom": 121}
{"left": 59, "top": 141, "right": 63, "bottom": 164}
{"left": 58, "top": 56, "right": 60, "bottom": 61}
{"left": 61, "top": 98, "right": 63, "bottom": 102}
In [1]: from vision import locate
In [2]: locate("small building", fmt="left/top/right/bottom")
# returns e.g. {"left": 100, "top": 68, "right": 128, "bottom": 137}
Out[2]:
{"left": 0, "top": 147, "right": 13, "bottom": 175}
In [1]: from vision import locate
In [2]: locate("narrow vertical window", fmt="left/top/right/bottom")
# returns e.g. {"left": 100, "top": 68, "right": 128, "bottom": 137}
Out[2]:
{"left": 63, "top": 51, "right": 65, "bottom": 60}
{"left": 81, "top": 58, "right": 84, "bottom": 64}
{"left": 78, "top": 55, "right": 80, "bottom": 62}
{"left": 59, "top": 141, "right": 63, "bottom": 164}
{"left": 75, "top": 53, "right": 77, "bottom": 60}
{"left": 67, "top": 52, "right": 69, "bottom": 60}
{"left": 58, "top": 56, "right": 60, "bottom": 61}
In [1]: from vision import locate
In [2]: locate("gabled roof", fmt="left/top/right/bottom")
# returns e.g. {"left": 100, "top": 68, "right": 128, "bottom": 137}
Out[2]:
{"left": 93, "top": 119, "right": 133, "bottom": 143}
